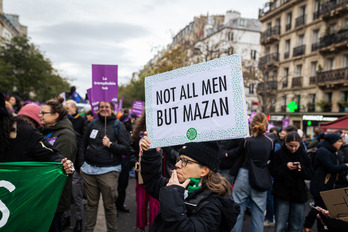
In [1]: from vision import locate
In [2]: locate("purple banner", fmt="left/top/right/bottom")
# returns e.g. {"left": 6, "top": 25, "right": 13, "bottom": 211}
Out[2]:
{"left": 92, "top": 64, "right": 118, "bottom": 103}
{"left": 282, "top": 118, "right": 290, "bottom": 130}
{"left": 87, "top": 88, "right": 99, "bottom": 118}
{"left": 115, "top": 96, "right": 124, "bottom": 113}
{"left": 131, "top": 100, "right": 144, "bottom": 117}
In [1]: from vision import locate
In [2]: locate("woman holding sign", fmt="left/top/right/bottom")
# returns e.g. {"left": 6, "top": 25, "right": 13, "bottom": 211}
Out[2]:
{"left": 140, "top": 133, "right": 240, "bottom": 232}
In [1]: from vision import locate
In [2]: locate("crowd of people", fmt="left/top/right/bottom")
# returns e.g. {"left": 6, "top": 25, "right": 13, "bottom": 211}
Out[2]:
{"left": 1, "top": 92, "right": 348, "bottom": 232}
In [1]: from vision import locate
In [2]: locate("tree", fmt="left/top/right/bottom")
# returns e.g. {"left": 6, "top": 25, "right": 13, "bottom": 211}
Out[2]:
{"left": 119, "top": 44, "right": 190, "bottom": 108}
{"left": 0, "top": 36, "right": 70, "bottom": 101}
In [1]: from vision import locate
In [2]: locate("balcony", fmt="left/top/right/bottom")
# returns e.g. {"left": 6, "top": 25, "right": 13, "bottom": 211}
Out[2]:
{"left": 292, "top": 76, "right": 303, "bottom": 88}
{"left": 311, "top": 42, "right": 320, "bottom": 51}
{"left": 293, "top": 45, "right": 306, "bottom": 57}
{"left": 319, "top": 29, "right": 348, "bottom": 53}
{"left": 320, "top": 0, "right": 348, "bottom": 18}
{"left": 261, "top": 26, "right": 281, "bottom": 45}
{"left": 315, "top": 67, "right": 348, "bottom": 89}
{"left": 257, "top": 81, "right": 278, "bottom": 94}
{"left": 258, "top": 53, "right": 279, "bottom": 68}
{"left": 295, "top": 15, "right": 306, "bottom": 28}
{"left": 258, "top": 0, "right": 291, "bottom": 19}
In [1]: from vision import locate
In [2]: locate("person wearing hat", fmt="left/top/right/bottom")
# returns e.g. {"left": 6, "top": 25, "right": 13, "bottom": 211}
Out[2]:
{"left": 17, "top": 104, "right": 42, "bottom": 129}
{"left": 140, "top": 133, "right": 240, "bottom": 232}
{"left": 0, "top": 92, "right": 74, "bottom": 171}
{"left": 310, "top": 133, "right": 348, "bottom": 232}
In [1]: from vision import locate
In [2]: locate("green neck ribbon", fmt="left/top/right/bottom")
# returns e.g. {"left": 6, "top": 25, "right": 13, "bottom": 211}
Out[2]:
{"left": 187, "top": 177, "right": 201, "bottom": 194}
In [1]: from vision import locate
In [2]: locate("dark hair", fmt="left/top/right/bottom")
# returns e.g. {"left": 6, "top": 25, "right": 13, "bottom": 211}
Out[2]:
{"left": 285, "top": 125, "right": 297, "bottom": 133}
{"left": 132, "top": 109, "right": 146, "bottom": 144}
{"left": 86, "top": 110, "right": 94, "bottom": 116}
{"left": 250, "top": 112, "right": 268, "bottom": 137}
{"left": 44, "top": 96, "right": 67, "bottom": 122}
{"left": 269, "top": 127, "right": 278, "bottom": 133}
{"left": 284, "top": 131, "right": 301, "bottom": 143}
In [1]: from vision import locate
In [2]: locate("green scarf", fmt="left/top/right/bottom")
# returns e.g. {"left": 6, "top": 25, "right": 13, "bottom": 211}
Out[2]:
{"left": 187, "top": 177, "right": 201, "bottom": 194}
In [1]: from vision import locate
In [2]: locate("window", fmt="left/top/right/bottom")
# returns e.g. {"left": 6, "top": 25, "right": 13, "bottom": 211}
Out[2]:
{"left": 342, "top": 54, "right": 348, "bottom": 68}
{"left": 341, "top": 91, "right": 348, "bottom": 101}
{"left": 228, "top": 32, "right": 234, "bottom": 41}
{"left": 274, "top": 43, "right": 279, "bottom": 53}
{"left": 299, "top": 5, "right": 306, "bottom": 17}
{"left": 266, "top": 46, "right": 270, "bottom": 55}
{"left": 283, "top": 68, "right": 289, "bottom": 88}
{"left": 310, "top": 62, "right": 317, "bottom": 77}
{"left": 249, "top": 84, "right": 254, "bottom": 94}
{"left": 228, "top": 47, "right": 234, "bottom": 55}
{"left": 298, "top": 34, "right": 304, "bottom": 46}
{"left": 329, "top": 23, "right": 337, "bottom": 34}
{"left": 294, "top": 95, "right": 301, "bottom": 112}
{"left": 250, "top": 50, "right": 257, "bottom": 60}
{"left": 239, "top": 19, "right": 245, "bottom": 26}
{"left": 312, "top": 30, "right": 320, "bottom": 43}
{"left": 286, "top": 12, "right": 292, "bottom": 31}
{"left": 285, "top": 39, "right": 290, "bottom": 58}
{"left": 326, "top": 58, "right": 334, "bottom": 70}
{"left": 281, "top": 96, "right": 287, "bottom": 112}
{"left": 309, "top": 94, "right": 316, "bottom": 104}
{"left": 296, "top": 65, "right": 302, "bottom": 77}
{"left": 324, "top": 92, "right": 332, "bottom": 102}
{"left": 344, "top": 18, "right": 348, "bottom": 30}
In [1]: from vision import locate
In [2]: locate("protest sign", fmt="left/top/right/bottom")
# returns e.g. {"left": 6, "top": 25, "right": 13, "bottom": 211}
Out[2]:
{"left": 87, "top": 88, "right": 99, "bottom": 118}
{"left": 0, "top": 162, "right": 67, "bottom": 231}
{"left": 131, "top": 100, "right": 145, "bottom": 117}
{"left": 145, "top": 54, "right": 249, "bottom": 148}
{"left": 91, "top": 64, "right": 118, "bottom": 103}
{"left": 320, "top": 187, "right": 348, "bottom": 222}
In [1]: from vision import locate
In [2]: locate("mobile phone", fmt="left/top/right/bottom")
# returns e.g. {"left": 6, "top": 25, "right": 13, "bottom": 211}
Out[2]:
{"left": 309, "top": 202, "right": 327, "bottom": 219}
{"left": 293, "top": 162, "right": 300, "bottom": 165}
{"left": 135, "top": 162, "right": 140, "bottom": 170}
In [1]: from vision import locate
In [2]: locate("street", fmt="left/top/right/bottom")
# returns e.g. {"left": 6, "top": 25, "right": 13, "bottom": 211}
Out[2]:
{"left": 65, "top": 177, "right": 318, "bottom": 232}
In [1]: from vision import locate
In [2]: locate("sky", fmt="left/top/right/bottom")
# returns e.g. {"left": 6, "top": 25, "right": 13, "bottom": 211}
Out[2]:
{"left": 4, "top": 0, "right": 266, "bottom": 97}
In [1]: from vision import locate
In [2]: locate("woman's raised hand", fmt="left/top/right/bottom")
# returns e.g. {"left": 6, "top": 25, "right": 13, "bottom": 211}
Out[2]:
{"left": 140, "top": 132, "right": 151, "bottom": 151}
{"left": 166, "top": 169, "right": 190, "bottom": 188}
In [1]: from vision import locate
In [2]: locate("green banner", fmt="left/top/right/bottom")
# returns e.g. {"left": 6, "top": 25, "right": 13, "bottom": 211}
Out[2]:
{"left": 0, "top": 162, "right": 67, "bottom": 232}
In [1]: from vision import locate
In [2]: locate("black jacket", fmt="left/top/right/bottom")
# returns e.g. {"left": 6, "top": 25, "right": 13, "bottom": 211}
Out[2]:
{"left": 41, "top": 117, "right": 77, "bottom": 213}
{"left": 141, "top": 149, "right": 240, "bottom": 232}
{"left": 270, "top": 144, "right": 314, "bottom": 203}
{"left": 1, "top": 122, "right": 63, "bottom": 162}
{"left": 80, "top": 115, "right": 131, "bottom": 167}
{"left": 218, "top": 139, "right": 243, "bottom": 170}
{"left": 310, "top": 141, "right": 348, "bottom": 197}
{"left": 336, "top": 144, "right": 348, "bottom": 188}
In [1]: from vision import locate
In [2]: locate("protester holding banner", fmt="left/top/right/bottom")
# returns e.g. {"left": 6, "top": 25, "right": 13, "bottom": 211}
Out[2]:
{"left": 40, "top": 96, "right": 77, "bottom": 232}
{"left": 0, "top": 92, "right": 73, "bottom": 172}
{"left": 231, "top": 112, "right": 274, "bottom": 232}
{"left": 79, "top": 101, "right": 131, "bottom": 232}
{"left": 269, "top": 131, "right": 314, "bottom": 232}
{"left": 309, "top": 133, "right": 348, "bottom": 232}
{"left": 139, "top": 133, "right": 240, "bottom": 232}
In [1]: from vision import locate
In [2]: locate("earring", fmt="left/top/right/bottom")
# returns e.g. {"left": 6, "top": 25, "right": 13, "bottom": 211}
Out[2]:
{"left": 202, "top": 170, "right": 205, "bottom": 173}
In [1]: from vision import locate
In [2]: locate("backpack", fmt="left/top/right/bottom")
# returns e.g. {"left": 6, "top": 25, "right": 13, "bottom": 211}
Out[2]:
{"left": 89, "top": 118, "right": 119, "bottom": 141}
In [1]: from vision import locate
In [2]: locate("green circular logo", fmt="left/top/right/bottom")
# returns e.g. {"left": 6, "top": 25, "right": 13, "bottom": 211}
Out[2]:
{"left": 186, "top": 128, "right": 197, "bottom": 140}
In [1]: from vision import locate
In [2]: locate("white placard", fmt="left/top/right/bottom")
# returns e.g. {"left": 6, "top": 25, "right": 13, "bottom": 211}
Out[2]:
{"left": 145, "top": 54, "right": 249, "bottom": 148}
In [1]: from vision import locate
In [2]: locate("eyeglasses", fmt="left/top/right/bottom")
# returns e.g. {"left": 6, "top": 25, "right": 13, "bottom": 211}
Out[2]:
{"left": 286, "top": 143, "right": 300, "bottom": 149}
{"left": 39, "top": 111, "right": 53, "bottom": 115}
{"left": 176, "top": 156, "right": 200, "bottom": 167}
